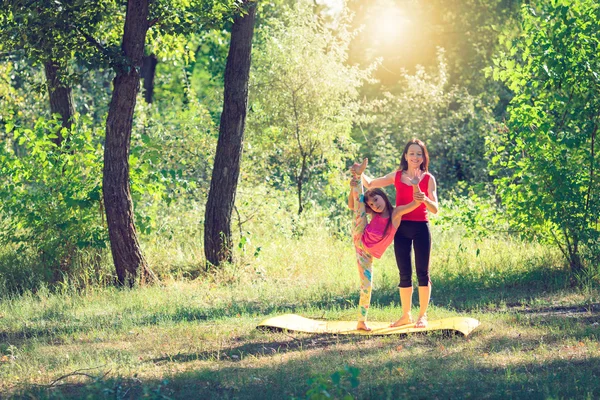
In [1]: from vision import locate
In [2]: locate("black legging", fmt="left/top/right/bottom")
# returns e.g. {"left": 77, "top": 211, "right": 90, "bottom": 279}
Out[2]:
{"left": 393, "top": 221, "right": 431, "bottom": 288}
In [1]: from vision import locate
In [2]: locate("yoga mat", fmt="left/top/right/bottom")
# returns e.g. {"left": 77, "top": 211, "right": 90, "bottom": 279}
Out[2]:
{"left": 257, "top": 314, "right": 480, "bottom": 336}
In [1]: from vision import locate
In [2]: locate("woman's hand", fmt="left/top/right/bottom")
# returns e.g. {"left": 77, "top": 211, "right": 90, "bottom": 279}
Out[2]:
{"left": 350, "top": 158, "right": 368, "bottom": 177}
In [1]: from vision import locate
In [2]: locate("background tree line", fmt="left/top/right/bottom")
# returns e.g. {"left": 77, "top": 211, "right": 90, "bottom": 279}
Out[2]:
{"left": 0, "top": 0, "right": 598, "bottom": 294}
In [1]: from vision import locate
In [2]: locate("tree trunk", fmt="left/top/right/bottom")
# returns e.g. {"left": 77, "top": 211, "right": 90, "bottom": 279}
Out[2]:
{"left": 44, "top": 60, "right": 75, "bottom": 145}
{"left": 204, "top": 2, "right": 257, "bottom": 267}
{"left": 140, "top": 54, "right": 157, "bottom": 103}
{"left": 103, "top": 0, "right": 153, "bottom": 286}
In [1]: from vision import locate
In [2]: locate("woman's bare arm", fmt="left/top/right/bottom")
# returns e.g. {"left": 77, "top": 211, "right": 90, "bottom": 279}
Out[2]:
{"left": 416, "top": 174, "right": 438, "bottom": 214}
{"left": 361, "top": 170, "right": 396, "bottom": 189}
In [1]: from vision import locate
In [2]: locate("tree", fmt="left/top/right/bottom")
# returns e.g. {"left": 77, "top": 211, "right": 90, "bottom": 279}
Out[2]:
{"left": 489, "top": 0, "right": 600, "bottom": 273}
{"left": 43, "top": 60, "right": 75, "bottom": 143}
{"left": 3, "top": 0, "right": 238, "bottom": 284}
{"left": 102, "top": 0, "right": 156, "bottom": 286}
{"left": 204, "top": 1, "right": 257, "bottom": 266}
{"left": 357, "top": 50, "right": 495, "bottom": 194}
{"left": 140, "top": 54, "right": 158, "bottom": 103}
{"left": 0, "top": 1, "right": 119, "bottom": 141}
{"left": 248, "top": 2, "right": 370, "bottom": 214}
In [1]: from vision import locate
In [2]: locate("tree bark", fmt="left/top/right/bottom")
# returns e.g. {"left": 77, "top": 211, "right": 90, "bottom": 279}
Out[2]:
{"left": 44, "top": 60, "right": 75, "bottom": 145}
{"left": 103, "top": 0, "right": 153, "bottom": 286}
{"left": 140, "top": 53, "right": 158, "bottom": 103}
{"left": 204, "top": 2, "right": 257, "bottom": 267}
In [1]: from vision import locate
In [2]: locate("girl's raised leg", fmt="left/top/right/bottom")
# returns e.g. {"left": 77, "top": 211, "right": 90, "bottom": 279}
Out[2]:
{"left": 350, "top": 173, "right": 373, "bottom": 331}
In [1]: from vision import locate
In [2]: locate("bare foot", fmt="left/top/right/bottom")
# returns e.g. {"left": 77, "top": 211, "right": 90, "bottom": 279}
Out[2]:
{"left": 357, "top": 321, "right": 372, "bottom": 331}
{"left": 351, "top": 158, "right": 368, "bottom": 176}
{"left": 390, "top": 314, "right": 413, "bottom": 327}
{"left": 415, "top": 314, "right": 428, "bottom": 328}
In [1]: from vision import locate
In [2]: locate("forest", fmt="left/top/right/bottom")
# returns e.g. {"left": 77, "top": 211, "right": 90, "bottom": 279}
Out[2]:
{"left": 0, "top": 0, "right": 599, "bottom": 398}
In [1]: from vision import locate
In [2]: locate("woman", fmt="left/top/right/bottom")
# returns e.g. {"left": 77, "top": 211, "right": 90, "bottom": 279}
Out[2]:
{"left": 361, "top": 138, "right": 438, "bottom": 328}
{"left": 347, "top": 159, "right": 420, "bottom": 331}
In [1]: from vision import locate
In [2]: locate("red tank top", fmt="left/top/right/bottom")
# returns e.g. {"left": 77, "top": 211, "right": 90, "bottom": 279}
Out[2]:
{"left": 394, "top": 170, "right": 430, "bottom": 222}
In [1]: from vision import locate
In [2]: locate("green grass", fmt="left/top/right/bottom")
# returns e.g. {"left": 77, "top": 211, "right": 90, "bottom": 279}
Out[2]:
{"left": 1, "top": 219, "right": 599, "bottom": 399}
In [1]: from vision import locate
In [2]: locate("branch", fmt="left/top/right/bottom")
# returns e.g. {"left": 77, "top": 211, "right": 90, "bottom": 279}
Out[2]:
{"left": 560, "top": 221, "right": 575, "bottom": 266}
{"left": 584, "top": 110, "right": 599, "bottom": 214}
{"left": 50, "top": 0, "right": 114, "bottom": 60}
{"left": 549, "top": 226, "right": 569, "bottom": 262}
{"left": 48, "top": 365, "right": 110, "bottom": 388}
{"left": 234, "top": 204, "right": 243, "bottom": 238}
{"left": 74, "top": 26, "right": 113, "bottom": 59}
{"left": 556, "top": 86, "right": 575, "bottom": 132}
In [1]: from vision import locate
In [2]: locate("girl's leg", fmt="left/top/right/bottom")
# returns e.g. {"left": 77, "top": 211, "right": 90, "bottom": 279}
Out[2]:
{"left": 355, "top": 242, "right": 374, "bottom": 330}
{"left": 351, "top": 178, "right": 367, "bottom": 247}
{"left": 349, "top": 176, "right": 373, "bottom": 330}
{"left": 414, "top": 222, "right": 432, "bottom": 328}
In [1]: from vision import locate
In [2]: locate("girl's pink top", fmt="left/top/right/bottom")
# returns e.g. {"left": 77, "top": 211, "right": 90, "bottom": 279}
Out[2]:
{"left": 362, "top": 214, "right": 397, "bottom": 259}
{"left": 394, "top": 171, "right": 430, "bottom": 222}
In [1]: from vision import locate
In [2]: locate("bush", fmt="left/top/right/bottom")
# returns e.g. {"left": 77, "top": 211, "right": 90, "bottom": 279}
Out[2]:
{"left": 0, "top": 114, "right": 107, "bottom": 285}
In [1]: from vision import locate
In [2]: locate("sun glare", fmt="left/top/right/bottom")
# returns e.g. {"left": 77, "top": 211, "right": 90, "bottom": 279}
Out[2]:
{"left": 368, "top": 4, "right": 412, "bottom": 45}
{"left": 317, "top": 0, "right": 344, "bottom": 17}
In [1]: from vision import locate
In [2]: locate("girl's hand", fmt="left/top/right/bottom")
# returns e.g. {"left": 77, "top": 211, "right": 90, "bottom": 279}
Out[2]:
{"left": 414, "top": 191, "right": 426, "bottom": 203}
{"left": 409, "top": 168, "right": 422, "bottom": 185}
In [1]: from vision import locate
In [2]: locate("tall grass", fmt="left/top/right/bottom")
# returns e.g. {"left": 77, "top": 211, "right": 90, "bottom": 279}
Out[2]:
{"left": 1, "top": 200, "right": 599, "bottom": 398}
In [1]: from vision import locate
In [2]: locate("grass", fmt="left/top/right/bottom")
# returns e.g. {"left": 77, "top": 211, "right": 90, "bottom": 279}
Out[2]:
{"left": 1, "top": 215, "right": 599, "bottom": 399}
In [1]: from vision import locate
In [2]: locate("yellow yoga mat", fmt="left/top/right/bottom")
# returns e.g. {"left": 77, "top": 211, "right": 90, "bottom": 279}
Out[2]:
{"left": 257, "top": 314, "right": 480, "bottom": 337}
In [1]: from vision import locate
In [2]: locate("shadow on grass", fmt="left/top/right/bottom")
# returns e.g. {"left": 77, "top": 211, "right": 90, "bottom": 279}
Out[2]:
{"left": 11, "top": 337, "right": 600, "bottom": 400}
{"left": 149, "top": 334, "right": 362, "bottom": 364}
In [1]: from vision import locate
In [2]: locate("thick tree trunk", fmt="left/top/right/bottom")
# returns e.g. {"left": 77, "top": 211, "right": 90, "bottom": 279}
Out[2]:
{"left": 140, "top": 54, "right": 157, "bottom": 103}
{"left": 204, "top": 2, "right": 257, "bottom": 266}
{"left": 103, "top": 0, "right": 153, "bottom": 286}
{"left": 44, "top": 60, "right": 75, "bottom": 145}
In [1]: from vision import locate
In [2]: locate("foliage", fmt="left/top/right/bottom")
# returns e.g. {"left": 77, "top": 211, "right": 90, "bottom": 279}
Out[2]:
{"left": 0, "top": 114, "right": 106, "bottom": 276}
{"left": 0, "top": 60, "right": 53, "bottom": 125}
{"left": 130, "top": 94, "right": 219, "bottom": 234}
{"left": 152, "top": 29, "right": 229, "bottom": 114}
{"left": 297, "top": 365, "right": 360, "bottom": 400}
{"left": 435, "top": 193, "right": 507, "bottom": 240}
{"left": 357, "top": 50, "right": 496, "bottom": 195}
{"left": 247, "top": 1, "right": 372, "bottom": 214}
{"left": 0, "top": 0, "right": 122, "bottom": 69}
{"left": 488, "top": 0, "right": 600, "bottom": 272}
{"left": 0, "top": 0, "right": 239, "bottom": 71}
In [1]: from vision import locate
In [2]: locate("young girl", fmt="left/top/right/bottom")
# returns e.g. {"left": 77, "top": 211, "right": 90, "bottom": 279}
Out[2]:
{"left": 348, "top": 158, "right": 421, "bottom": 331}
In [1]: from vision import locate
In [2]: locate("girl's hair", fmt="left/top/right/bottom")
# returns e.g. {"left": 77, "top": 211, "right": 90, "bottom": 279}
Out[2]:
{"left": 364, "top": 188, "right": 394, "bottom": 234}
{"left": 399, "top": 138, "right": 429, "bottom": 172}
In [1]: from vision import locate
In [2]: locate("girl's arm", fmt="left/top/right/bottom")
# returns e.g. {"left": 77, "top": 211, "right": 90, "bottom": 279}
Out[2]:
{"left": 391, "top": 200, "right": 421, "bottom": 229}
{"left": 348, "top": 186, "right": 355, "bottom": 210}
{"left": 348, "top": 177, "right": 360, "bottom": 210}
{"left": 361, "top": 170, "right": 396, "bottom": 189}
